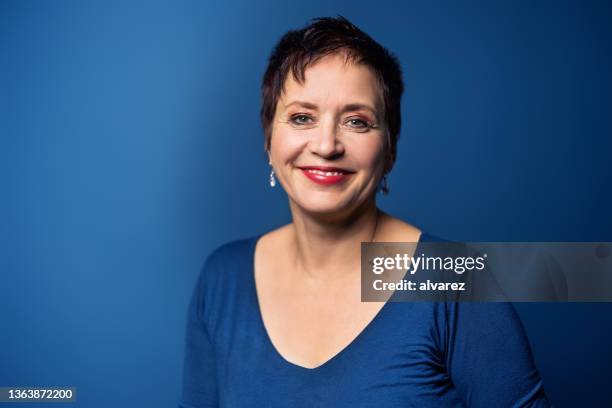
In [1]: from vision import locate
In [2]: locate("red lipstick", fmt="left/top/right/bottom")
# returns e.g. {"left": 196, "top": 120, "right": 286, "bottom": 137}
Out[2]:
{"left": 299, "top": 166, "right": 354, "bottom": 186}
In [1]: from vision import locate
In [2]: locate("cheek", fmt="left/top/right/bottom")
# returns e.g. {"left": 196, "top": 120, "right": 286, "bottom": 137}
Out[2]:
{"left": 270, "top": 128, "right": 307, "bottom": 163}
{"left": 349, "top": 137, "right": 386, "bottom": 169}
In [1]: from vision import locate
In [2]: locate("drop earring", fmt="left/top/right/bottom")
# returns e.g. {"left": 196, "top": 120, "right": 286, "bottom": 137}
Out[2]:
{"left": 269, "top": 168, "right": 276, "bottom": 187}
{"left": 378, "top": 174, "right": 389, "bottom": 195}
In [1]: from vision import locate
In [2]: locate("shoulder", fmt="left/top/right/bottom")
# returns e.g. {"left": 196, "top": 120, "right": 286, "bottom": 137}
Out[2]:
{"left": 196, "top": 235, "right": 259, "bottom": 296}
{"left": 378, "top": 212, "right": 423, "bottom": 242}
{"left": 203, "top": 236, "right": 259, "bottom": 269}
{"left": 193, "top": 236, "right": 260, "bottom": 333}
{"left": 253, "top": 224, "right": 295, "bottom": 268}
{"left": 255, "top": 223, "right": 292, "bottom": 251}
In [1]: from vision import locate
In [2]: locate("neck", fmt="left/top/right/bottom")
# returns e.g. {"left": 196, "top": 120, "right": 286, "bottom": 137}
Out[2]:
{"left": 287, "top": 198, "right": 381, "bottom": 282}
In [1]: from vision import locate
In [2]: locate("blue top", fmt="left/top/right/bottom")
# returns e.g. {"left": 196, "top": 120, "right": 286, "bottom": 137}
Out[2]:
{"left": 179, "top": 233, "right": 549, "bottom": 407}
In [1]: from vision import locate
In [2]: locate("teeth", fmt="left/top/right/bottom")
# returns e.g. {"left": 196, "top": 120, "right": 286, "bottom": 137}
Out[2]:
{"left": 306, "top": 169, "right": 343, "bottom": 176}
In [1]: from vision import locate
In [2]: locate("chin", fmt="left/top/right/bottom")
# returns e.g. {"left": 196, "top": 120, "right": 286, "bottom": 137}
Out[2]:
{"left": 292, "top": 192, "right": 360, "bottom": 217}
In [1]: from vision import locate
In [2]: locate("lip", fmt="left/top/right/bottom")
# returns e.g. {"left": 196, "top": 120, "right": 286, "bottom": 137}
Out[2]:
{"left": 298, "top": 166, "right": 355, "bottom": 186}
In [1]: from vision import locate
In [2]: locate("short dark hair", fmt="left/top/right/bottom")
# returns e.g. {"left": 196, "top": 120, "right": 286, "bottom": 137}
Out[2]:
{"left": 260, "top": 16, "right": 404, "bottom": 173}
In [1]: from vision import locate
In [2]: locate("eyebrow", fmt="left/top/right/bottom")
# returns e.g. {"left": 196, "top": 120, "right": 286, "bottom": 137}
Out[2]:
{"left": 284, "top": 100, "right": 379, "bottom": 116}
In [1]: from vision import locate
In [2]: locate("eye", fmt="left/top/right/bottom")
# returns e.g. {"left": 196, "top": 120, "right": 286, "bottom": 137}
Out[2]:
{"left": 289, "top": 114, "right": 315, "bottom": 126}
{"left": 344, "top": 117, "right": 373, "bottom": 131}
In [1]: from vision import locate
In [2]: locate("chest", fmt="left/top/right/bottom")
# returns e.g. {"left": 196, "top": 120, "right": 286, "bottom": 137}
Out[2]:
{"left": 216, "top": 299, "right": 456, "bottom": 408}
{"left": 257, "top": 277, "right": 386, "bottom": 369}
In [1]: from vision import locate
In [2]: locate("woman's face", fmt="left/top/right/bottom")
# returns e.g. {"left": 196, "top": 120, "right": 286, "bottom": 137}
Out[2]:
{"left": 269, "top": 53, "right": 387, "bottom": 218}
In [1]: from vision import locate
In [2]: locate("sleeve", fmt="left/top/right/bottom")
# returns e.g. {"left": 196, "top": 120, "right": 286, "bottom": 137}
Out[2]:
{"left": 445, "top": 302, "right": 551, "bottom": 407}
{"left": 178, "top": 263, "right": 219, "bottom": 408}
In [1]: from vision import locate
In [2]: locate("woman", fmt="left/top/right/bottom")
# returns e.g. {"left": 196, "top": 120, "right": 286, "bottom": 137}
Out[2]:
{"left": 180, "top": 16, "right": 549, "bottom": 407}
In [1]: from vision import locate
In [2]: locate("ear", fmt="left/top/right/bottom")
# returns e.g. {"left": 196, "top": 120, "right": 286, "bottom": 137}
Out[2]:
{"left": 384, "top": 154, "right": 395, "bottom": 174}
{"left": 265, "top": 133, "right": 272, "bottom": 162}
{"left": 383, "top": 131, "right": 395, "bottom": 174}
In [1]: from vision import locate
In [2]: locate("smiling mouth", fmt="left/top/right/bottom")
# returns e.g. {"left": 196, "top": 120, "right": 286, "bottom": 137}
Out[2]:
{"left": 298, "top": 166, "right": 354, "bottom": 186}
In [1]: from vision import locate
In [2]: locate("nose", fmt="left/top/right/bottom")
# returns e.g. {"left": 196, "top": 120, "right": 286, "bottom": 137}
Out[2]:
{"left": 308, "top": 118, "right": 344, "bottom": 159}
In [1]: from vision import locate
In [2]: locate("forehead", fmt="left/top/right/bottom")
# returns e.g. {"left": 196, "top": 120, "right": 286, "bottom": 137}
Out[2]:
{"left": 279, "top": 54, "right": 382, "bottom": 110}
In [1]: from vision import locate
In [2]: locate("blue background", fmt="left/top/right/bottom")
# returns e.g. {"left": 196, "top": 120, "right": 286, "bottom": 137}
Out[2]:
{"left": 2, "top": 0, "right": 611, "bottom": 406}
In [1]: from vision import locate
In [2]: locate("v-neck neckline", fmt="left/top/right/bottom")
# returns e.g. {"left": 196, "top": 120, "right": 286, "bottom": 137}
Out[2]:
{"left": 248, "top": 231, "right": 427, "bottom": 372}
